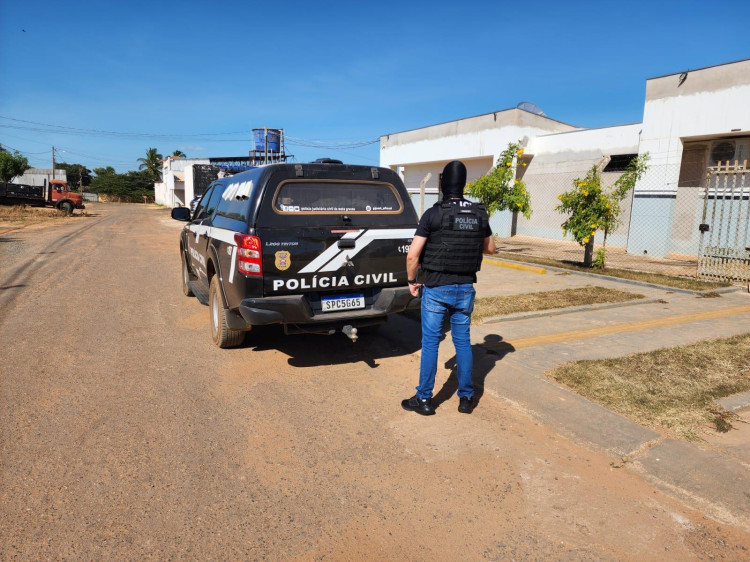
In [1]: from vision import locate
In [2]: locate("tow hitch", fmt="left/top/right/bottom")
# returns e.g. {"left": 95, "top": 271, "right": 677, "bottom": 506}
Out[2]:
{"left": 342, "top": 325, "right": 358, "bottom": 342}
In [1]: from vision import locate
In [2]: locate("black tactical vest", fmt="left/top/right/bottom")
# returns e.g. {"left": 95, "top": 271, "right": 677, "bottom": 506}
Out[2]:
{"left": 421, "top": 200, "right": 489, "bottom": 273}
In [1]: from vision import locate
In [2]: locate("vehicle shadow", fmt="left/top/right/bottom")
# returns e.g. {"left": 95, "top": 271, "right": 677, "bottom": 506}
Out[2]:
{"left": 432, "top": 334, "right": 516, "bottom": 410}
{"left": 243, "top": 312, "right": 424, "bottom": 368}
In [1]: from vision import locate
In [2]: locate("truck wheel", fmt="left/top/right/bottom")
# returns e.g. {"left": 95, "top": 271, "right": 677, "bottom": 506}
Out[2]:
{"left": 209, "top": 276, "right": 245, "bottom": 348}
{"left": 59, "top": 201, "right": 74, "bottom": 215}
{"left": 181, "top": 251, "right": 195, "bottom": 297}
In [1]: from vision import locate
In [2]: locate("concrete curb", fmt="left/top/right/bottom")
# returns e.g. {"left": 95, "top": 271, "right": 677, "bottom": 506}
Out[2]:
{"left": 482, "top": 258, "right": 546, "bottom": 275}
{"left": 479, "top": 347, "right": 750, "bottom": 527}
{"left": 481, "top": 296, "right": 665, "bottom": 324}
{"left": 715, "top": 390, "right": 750, "bottom": 412}
{"left": 484, "top": 256, "right": 741, "bottom": 296}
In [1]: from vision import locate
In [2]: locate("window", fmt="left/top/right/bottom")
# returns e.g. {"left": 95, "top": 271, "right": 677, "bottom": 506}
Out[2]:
{"left": 194, "top": 182, "right": 226, "bottom": 220}
{"left": 202, "top": 181, "right": 226, "bottom": 218}
{"left": 192, "top": 184, "right": 214, "bottom": 219}
{"left": 602, "top": 154, "right": 638, "bottom": 173}
{"left": 216, "top": 170, "right": 261, "bottom": 223}
{"left": 273, "top": 181, "right": 402, "bottom": 214}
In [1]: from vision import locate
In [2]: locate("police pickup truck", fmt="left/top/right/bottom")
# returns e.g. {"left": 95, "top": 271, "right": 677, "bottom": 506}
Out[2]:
{"left": 171, "top": 160, "right": 419, "bottom": 347}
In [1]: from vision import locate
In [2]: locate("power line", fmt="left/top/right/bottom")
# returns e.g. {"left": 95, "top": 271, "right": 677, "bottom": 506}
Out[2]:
{"left": 0, "top": 143, "right": 49, "bottom": 155}
{"left": 0, "top": 115, "right": 380, "bottom": 148}
{"left": 0, "top": 115, "right": 248, "bottom": 140}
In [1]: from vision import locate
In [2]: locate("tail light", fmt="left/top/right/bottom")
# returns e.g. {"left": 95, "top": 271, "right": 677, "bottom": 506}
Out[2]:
{"left": 234, "top": 233, "right": 262, "bottom": 276}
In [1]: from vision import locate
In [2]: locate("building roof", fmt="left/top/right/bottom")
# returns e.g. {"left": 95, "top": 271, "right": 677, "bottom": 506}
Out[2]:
{"left": 646, "top": 56, "right": 750, "bottom": 81}
{"left": 383, "top": 106, "right": 577, "bottom": 138}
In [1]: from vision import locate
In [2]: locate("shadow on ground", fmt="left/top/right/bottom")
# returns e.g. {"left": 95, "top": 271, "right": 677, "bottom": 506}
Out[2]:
{"left": 242, "top": 312, "right": 424, "bottom": 368}
{"left": 434, "top": 334, "right": 516, "bottom": 410}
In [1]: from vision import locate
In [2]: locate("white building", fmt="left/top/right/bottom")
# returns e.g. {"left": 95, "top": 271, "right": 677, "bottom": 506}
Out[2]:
{"left": 380, "top": 58, "right": 750, "bottom": 259}
{"left": 13, "top": 168, "right": 67, "bottom": 186}
{"left": 155, "top": 156, "right": 209, "bottom": 207}
{"left": 155, "top": 156, "right": 257, "bottom": 207}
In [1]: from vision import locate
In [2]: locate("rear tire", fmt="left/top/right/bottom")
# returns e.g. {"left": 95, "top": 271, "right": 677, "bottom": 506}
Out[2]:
{"left": 181, "top": 251, "right": 195, "bottom": 297}
{"left": 209, "top": 276, "right": 245, "bottom": 348}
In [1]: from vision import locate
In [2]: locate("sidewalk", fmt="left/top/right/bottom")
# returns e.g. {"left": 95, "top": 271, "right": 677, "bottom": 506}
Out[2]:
{"left": 461, "top": 259, "right": 750, "bottom": 527}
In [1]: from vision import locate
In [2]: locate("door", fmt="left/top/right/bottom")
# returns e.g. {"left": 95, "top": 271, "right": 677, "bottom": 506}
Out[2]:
{"left": 697, "top": 163, "right": 750, "bottom": 282}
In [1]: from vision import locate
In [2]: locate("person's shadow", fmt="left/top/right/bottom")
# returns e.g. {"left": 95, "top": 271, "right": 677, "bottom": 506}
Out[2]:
{"left": 433, "top": 334, "right": 515, "bottom": 409}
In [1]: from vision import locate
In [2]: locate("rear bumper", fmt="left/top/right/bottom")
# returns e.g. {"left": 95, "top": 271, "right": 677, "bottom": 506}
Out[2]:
{"left": 237, "top": 286, "right": 419, "bottom": 327}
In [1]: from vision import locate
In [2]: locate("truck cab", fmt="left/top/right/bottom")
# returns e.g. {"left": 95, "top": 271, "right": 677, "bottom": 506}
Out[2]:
{"left": 48, "top": 179, "right": 85, "bottom": 214}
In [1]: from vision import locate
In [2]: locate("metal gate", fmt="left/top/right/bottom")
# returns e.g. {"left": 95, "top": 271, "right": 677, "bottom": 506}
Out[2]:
{"left": 697, "top": 161, "right": 750, "bottom": 282}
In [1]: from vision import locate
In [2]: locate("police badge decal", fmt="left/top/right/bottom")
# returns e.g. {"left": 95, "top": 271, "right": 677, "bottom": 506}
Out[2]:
{"left": 275, "top": 251, "right": 291, "bottom": 271}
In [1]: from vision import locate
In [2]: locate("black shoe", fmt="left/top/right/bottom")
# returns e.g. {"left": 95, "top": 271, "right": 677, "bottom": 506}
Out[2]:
{"left": 458, "top": 396, "right": 474, "bottom": 414}
{"left": 401, "top": 395, "right": 435, "bottom": 416}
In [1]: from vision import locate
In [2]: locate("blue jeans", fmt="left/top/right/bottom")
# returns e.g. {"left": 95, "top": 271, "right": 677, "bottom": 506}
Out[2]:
{"left": 417, "top": 284, "right": 476, "bottom": 400}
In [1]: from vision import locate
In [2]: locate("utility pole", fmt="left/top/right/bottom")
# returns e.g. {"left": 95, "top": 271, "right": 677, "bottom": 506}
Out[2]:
{"left": 52, "top": 146, "right": 55, "bottom": 179}
{"left": 264, "top": 126, "right": 268, "bottom": 165}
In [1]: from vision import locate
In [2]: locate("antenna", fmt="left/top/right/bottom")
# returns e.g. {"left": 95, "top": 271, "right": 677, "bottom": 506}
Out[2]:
{"left": 516, "top": 101, "right": 546, "bottom": 116}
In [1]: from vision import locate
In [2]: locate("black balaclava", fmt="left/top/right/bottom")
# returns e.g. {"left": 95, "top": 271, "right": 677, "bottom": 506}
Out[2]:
{"left": 441, "top": 160, "right": 466, "bottom": 200}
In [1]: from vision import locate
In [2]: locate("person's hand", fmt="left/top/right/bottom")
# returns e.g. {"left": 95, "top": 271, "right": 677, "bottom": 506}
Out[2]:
{"left": 409, "top": 282, "right": 422, "bottom": 297}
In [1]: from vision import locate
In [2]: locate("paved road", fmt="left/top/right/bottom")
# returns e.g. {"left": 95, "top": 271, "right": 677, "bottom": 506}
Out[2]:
{"left": 1, "top": 203, "right": 749, "bottom": 560}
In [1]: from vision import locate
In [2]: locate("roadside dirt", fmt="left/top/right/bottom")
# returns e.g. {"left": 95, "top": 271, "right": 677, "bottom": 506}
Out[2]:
{"left": 1, "top": 203, "right": 748, "bottom": 560}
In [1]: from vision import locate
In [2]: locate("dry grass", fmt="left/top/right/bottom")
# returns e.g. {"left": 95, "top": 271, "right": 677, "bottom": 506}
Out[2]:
{"left": 548, "top": 333, "right": 750, "bottom": 441}
{"left": 472, "top": 286, "right": 645, "bottom": 323}
{"left": 494, "top": 252, "right": 729, "bottom": 292}
{"left": 0, "top": 205, "right": 74, "bottom": 227}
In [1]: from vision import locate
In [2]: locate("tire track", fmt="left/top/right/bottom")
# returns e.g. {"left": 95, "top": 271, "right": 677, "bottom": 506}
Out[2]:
{"left": 0, "top": 215, "right": 111, "bottom": 324}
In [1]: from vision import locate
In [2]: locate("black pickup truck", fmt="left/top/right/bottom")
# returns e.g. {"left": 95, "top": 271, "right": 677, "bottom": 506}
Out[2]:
{"left": 171, "top": 160, "right": 419, "bottom": 347}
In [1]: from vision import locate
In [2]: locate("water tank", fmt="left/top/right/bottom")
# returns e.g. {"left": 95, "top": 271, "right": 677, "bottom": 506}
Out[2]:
{"left": 252, "top": 128, "right": 281, "bottom": 152}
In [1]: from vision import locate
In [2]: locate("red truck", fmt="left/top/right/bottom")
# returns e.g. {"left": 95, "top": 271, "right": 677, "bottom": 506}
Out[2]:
{"left": 0, "top": 178, "right": 85, "bottom": 215}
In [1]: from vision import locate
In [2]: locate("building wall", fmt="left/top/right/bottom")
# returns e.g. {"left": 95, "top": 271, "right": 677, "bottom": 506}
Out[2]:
{"left": 157, "top": 157, "right": 210, "bottom": 206}
{"left": 519, "top": 124, "right": 642, "bottom": 245}
{"left": 382, "top": 108, "right": 580, "bottom": 238}
{"left": 627, "top": 59, "right": 750, "bottom": 257}
{"left": 381, "top": 108, "right": 578, "bottom": 169}
{"left": 13, "top": 168, "right": 67, "bottom": 186}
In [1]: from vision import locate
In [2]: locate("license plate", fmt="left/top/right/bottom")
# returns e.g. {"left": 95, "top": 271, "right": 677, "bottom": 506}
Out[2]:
{"left": 321, "top": 294, "right": 365, "bottom": 312}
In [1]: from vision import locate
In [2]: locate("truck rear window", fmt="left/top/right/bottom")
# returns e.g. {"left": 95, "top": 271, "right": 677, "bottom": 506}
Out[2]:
{"left": 273, "top": 181, "right": 402, "bottom": 214}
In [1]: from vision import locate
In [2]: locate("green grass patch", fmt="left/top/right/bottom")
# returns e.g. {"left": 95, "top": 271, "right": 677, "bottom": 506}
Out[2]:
{"left": 548, "top": 333, "right": 750, "bottom": 441}
{"left": 473, "top": 285, "right": 645, "bottom": 323}
{"left": 494, "top": 252, "right": 729, "bottom": 292}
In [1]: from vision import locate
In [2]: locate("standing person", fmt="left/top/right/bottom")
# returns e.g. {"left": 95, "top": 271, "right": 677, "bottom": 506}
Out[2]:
{"left": 402, "top": 161, "right": 496, "bottom": 416}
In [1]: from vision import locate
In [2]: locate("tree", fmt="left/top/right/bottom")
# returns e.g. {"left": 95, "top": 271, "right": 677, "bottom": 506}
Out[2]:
{"left": 56, "top": 162, "right": 92, "bottom": 189}
{"left": 171, "top": 149, "right": 186, "bottom": 158}
{"left": 465, "top": 142, "right": 531, "bottom": 219}
{"left": 556, "top": 154, "right": 649, "bottom": 268}
{"left": 89, "top": 168, "right": 155, "bottom": 202}
{"left": 0, "top": 150, "right": 30, "bottom": 182}
{"left": 137, "top": 147, "right": 163, "bottom": 181}
{"left": 93, "top": 166, "right": 116, "bottom": 177}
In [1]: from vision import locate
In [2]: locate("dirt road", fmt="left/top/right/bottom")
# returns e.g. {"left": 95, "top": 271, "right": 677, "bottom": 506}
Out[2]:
{"left": 1, "top": 203, "right": 748, "bottom": 560}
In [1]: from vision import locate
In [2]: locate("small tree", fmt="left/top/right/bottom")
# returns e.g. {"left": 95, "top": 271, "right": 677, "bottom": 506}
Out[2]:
{"left": 0, "top": 150, "right": 30, "bottom": 182}
{"left": 171, "top": 149, "right": 186, "bottom": 158}
{"left": 466, "top": 142, "right": 531, "bottom": 219}
{"left": 556, "top": 154, "right": 649, "bottom": 267}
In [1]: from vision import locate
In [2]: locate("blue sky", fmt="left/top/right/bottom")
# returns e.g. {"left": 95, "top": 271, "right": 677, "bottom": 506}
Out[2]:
{"left": 1, "top": 0, "right": 748, "bottom": 174}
